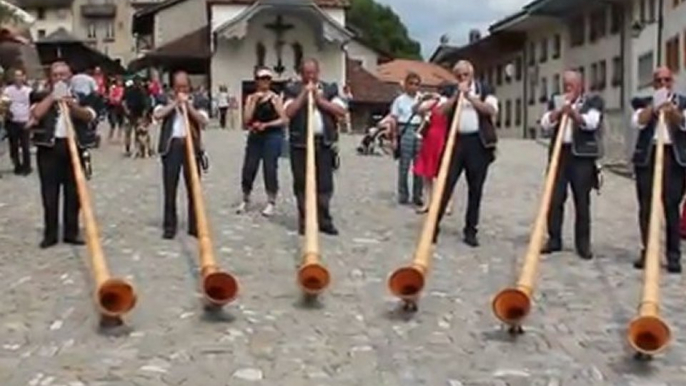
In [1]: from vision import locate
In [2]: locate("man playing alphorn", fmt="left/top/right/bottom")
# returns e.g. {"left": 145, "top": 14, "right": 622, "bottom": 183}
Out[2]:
{"left": 283, "top": 58, "right": 348, "bottom": 236}
{"left": 30, "top": 61, "right": 98, "bottom": 248}
{"left": 631, "top": 66, "right": 686, "bottom": 274}
{"left": 540, "top": 70, "right": 604, "bottom": 260}
{"left": 433, "top": 60, "right": 498, "bottom": 247}
{"left": 154, "top": 71, "right": 210, "bottom": 240}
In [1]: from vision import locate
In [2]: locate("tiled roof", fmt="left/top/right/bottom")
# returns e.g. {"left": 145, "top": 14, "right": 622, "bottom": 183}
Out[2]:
{"left": 346, "top": 58, "right": 399, "bottom": 104}
{"left": 137, "top": 0, "right": 349, "bottom": 18}
{"left": 146, "top": 26, "right": 210, "bottom": 59}
{"left": 17, "top": 0, "right": 74, "bottom": 8}
{"left": 376, "top": 59, "right": 456, "bottom": 88}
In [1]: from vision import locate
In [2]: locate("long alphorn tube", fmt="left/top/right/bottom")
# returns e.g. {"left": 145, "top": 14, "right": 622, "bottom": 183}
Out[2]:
{"left": 180, "top": 105, "right": 238, "bottom": 306}
{"left": 296, "top": 90, "right": 331, "bottom": 295}
{"left": 491, "top": 113, "right": 570, "bottom": 328}
{"left": 387, "top": 93, "right": 465, "bottom": 303}
{"left": 627, "top": 111, "right": 671, "bottom": 356}
{"left": 59, "top": 101, "right": 136, "bottom": 319}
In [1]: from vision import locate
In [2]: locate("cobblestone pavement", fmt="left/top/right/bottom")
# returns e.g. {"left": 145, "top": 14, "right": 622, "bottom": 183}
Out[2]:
{"left": 2, "top": 125, "right": 686, "bottom": 386}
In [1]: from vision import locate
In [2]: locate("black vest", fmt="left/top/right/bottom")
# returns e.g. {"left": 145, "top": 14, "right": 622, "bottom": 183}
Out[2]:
{"left": 156, "top": 95, "right": 209, "bottom": 156}
{"left": 30, "top": 91, "right": 97, "bottom": 148}
{"left": 445, "top": 81, "right": 498, "bottom": 150}
{"left": 632, "top": 93, "right": 686, "bottom": 167}
{"left": 546, "top": 93, "right": 605, "bottom": 159}
{"left": 283, "top": 81, "right": 339, "bottom": 147}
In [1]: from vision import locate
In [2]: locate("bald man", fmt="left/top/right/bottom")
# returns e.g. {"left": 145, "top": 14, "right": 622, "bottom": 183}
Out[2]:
{"left": 432, "top": 60, "right": 498, "bottom": 247}
{"left": 29, "top": 61, "right": 99, "bottom": 248}
{"left": 153, "top": 70, "right": 210, "bottom": 240}
{"left": 540, "top": 70, "right": 604, "bottom": 260}
{"left": 631, "top": 66, "right": 686, "bottom": 274}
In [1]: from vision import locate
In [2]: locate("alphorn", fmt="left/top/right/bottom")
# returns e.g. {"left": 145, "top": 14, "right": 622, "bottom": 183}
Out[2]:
{"left": 491, "top": 113, "right": 570, "bottom": 333}
{"left": 296, "top": 89, "right": 331, "bottom": 296}
{"left": 180, "top": 104, "right": 239, "bottom": 307}
{"left": 58, "top": 101, "right": 136, "bottom": 321}
{"left": 387, "top": 92, "right": 465, "bottom": 311}
{"left": 627, "top": 110, "right": 671, "bottom": 358}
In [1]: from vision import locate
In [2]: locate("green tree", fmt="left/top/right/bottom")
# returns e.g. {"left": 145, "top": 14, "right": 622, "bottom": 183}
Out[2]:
{"left": 347, "top": 0, "right": 421, "bottom": 59}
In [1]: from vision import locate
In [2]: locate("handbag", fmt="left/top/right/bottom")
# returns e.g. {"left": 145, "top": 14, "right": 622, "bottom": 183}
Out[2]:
{"left": 393, "top": 114, "right": 417, "bottom": 160}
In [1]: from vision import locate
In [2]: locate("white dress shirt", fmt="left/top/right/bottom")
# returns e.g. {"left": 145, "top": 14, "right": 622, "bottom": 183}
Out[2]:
{"left": 457, "top": 82, "right": 499, "bottom": 134}
{"left": 153, "top": 104, "right": 209, "bottom": 138}
{"left": 284, "top": 93, "right": 348, "bottom": 135}
{"left": 630, "top": 97, "right": 686, "bottom": 144}
{"left": 3, "top": 84, "right": 32, "bottom": 123}
{"left": 540, "top": 97, "right": 602, "bottom": 143}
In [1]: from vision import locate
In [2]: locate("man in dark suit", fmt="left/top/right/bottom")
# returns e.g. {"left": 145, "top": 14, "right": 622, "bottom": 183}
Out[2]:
{"left": 29, "top": 61, "right": 98, "bottom": 248}
{"left": 539, "top": 70, "right": 604, "bottom": 260}
{"left": 153, "top": 70, "right": 209, "bottom": 240}
{"left": 631, "top": 66, "right": 686, "bottom": 274}
{"left": 433, "top": 60, "right": 498, "bottom": 247}
{"left": 283, "top": 58, "right": 348, "bottom": 236}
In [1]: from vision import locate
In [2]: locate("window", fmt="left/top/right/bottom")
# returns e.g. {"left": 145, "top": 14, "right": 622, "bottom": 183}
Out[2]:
{"left": 37, "top": 7, "right": 45, "bottom": 20}
{"left": 105, "top": 22, "right": 115, "bottom": 40}
{"left": 505, "top": 100, "right": 512, "bottom": 128}
{"left": 612, "top": 55, "right": 622, "bottom": 86}
{"left": 515, "top": 57, "right": 523, "bottom": 80}
{"left": 553, "top": 73, "right": 561, "bottom": 94}
{"left": 591, "top": 62, "right": 598, "bottom": 90}
{"left": 640, "top": 0, "right": 646, "bottom": 23}
{"left": 539, "top": 77, "right": 548, "bottom": 103}
{"left": 496, "top": 64, "right": 503, "bottom": 85}
{"left": 87, "top": 23, "right": 96, "bottom": 39}
{"left": 649, "top": 0, "right": 656, "bottom": 22}
{"left": 598, "top": 60, "right": 607, "bottom": 90}
{"left": 638, "top": 51, "right": 654, "bottom": 88}
{"left": 487, "top": 67, "right": 494, "bottom": 86}
{"left": 515, "top": 98, "right": 522, "bottom": 126}
{"left": 528, "top": 42, "right": 536, "bottom": 66}
{"left": 666, "top": 35, "right": 680, "bottom": 72}
{"left": 497, "top": 102, "right": 502, "bottom": 128}
{"left": 528, "top": 77, "right": 536, "bottom": 105}
{"left": 570, "top": 15, "right": 585, "bottom": 47}
{"left": 590, "top": 8, "right": 607, "bottom": 42}
{"left": 684, "top": 30, "right": 686, "bottom": 68}
{"left": 539, "top": 38, "right": 548, "bottom": 63}
{"left": 552, "top": 34, "right": 561, "bottom": 59}
{"left": 610, "top": 4, "right": 622, "bottom": 34}
{"left": 37, "top": 29, "right": 46, "bottom": 39}
{"left": 578, "top": 66, "right": 586, "bottom": 88}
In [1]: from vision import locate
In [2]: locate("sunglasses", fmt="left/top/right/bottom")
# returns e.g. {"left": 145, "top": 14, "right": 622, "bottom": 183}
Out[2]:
{"left": 256, "top": 76, "right": 271, "bottom": 81}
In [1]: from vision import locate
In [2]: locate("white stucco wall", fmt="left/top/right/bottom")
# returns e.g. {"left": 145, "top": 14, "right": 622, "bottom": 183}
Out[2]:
{"left": 662, "top": 0, "right": 686, "bottom": 88}
{"left": 28, "top": 8, "right": 73, "bottom": 40}
{"left": 154, "top": 0, "right": 206, "bottom": 47}
{"left": 346, "top": 39, "right": 378, "bottom": 73}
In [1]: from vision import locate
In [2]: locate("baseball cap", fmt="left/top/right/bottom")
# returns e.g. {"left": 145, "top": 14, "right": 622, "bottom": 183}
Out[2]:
{"left": 256, "top": 68, "right": 273, "bottom": 79}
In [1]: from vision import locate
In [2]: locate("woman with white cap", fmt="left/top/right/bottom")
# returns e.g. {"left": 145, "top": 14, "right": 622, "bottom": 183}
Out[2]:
{"left": 236, "top": 67, "right": 288, "bottom": 216}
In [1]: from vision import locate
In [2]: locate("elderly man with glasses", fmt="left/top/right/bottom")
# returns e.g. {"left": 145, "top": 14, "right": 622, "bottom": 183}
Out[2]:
{"left": 631, "top": 66, "right": 686, "bottom": 274}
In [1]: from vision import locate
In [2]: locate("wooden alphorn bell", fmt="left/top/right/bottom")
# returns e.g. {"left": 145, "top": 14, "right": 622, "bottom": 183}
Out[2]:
{"left": 58, "top": 101, "right": 137, "bottom": 323}
{"left": 296, "top": 89, "right": 331, "bottom": 296}
{"left": 491, "top": 113, "right": 570, "bottom": 334}
{"left": 628, "top": 110, "right": 671, "bottom": 359}
{"left": 179, "top": 104, "right": 239, "bottom": 307}
{"left": 387, "top": 92, "right": 465, "bottom": 312}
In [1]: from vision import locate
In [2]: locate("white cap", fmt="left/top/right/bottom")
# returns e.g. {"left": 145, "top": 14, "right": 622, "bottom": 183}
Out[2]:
{"left": 256, "top": 68, "right": 273, "bottom": 79}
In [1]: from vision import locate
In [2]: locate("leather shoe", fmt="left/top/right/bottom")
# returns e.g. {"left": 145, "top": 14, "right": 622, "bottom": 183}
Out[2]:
{"left": 576, "top": 248, "right": 593, "bottom": 260}
{"left": 667, "top": 261, "right": 682, "bottom": 274}
{"left": 541, "top": 241, "right": 562, "bottom": 254}
{"left": 188, "top": 229, "right": 198, "bottom": 238}
{"left": 162, "top": 230, "right": 176, "bottom": 240}
{"left": 319, "top": 224, "right": 339, "bottom": 236}
{"left": 40, "top": 238, "right": 58, "bottom": 249}
{"left": 633, "top": 250, "right": 646, "bottom": 269}
{"left": 63, "top": 237, "right": 85, "bottom": 246}
{"left": 463, "top": 233, "right": 479, "bottom": 247}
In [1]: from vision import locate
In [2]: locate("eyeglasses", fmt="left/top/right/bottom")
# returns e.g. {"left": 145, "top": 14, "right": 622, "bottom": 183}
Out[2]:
{"left": 655, "top": 77, "right": 673, "bottom": 83}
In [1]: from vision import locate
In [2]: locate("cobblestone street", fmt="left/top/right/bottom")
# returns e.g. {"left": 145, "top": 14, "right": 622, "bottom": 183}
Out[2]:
{"left": 2, "top": 126, "right": 686, "bottom": 386}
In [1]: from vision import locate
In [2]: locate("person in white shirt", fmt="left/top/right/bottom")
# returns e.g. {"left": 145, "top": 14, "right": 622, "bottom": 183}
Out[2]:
{"left": 630, "top": 66, "right": 686, "bottom": 274}
{"left": 216, "top": 85, "right": 229, "bottom": 129}
{"left": 153, "top": 71, "right": 210, "bottom": 240}
{"left": 29, "top": 61, "right": 98, "bottom": 249}
{"left": 539, "top": 70, "right": 604, "bottom": 260}
{"left": 433, "top": 61, "right": 499, "bottom": 248}
{"left": 3, "top": 68, "right": 33, "bottom": 175}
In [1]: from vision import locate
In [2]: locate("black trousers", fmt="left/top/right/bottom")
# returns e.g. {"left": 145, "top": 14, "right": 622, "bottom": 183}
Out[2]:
{"left": 241, "top": 131, "right": 282, "bottom": 197}
{"left": 7, "top": 121, "right": 31, "bottom": 170}
{"left": 162, "top": 138, "right": 198, "bottom": 234}
{"left": 218, "top": 107, "right": 228, "bottom": 129}
{"left": 290, "top": 142, "right": 335, "bottom": 228}
{"left": 635, "top": 145, "right": 686, "bottom": 262}
{"left": 435, "top": 133, "right": 493, "bottom": 239}
{"left": 547, "top": 145, "right": 596, "bottom": 251}
{"left": 36, "top": 140, "right": 81, "bottom": 241}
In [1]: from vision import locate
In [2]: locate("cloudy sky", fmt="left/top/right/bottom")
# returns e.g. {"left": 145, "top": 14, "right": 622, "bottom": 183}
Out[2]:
{"left": 375, "top": 0, "right": 530, "bottom": 58}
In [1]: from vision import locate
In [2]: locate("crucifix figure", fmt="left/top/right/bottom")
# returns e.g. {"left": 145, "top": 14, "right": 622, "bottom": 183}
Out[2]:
{"left": 264, "top": 15, "right": 294, "bottom": 76}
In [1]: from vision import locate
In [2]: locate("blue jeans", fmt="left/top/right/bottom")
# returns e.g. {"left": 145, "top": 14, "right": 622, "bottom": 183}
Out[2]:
{"left": 241, "top": 130, "right": 283, "bottom": 196}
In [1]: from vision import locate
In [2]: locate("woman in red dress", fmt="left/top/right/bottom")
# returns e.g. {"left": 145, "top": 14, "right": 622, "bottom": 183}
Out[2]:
{"left": 413, "top": 89, "right": 453, "bottom": 214}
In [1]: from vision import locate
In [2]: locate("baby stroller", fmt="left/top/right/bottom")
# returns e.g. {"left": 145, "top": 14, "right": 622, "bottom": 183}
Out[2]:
{"left": 357, "top": 114, "right": 394, "bottom": 156}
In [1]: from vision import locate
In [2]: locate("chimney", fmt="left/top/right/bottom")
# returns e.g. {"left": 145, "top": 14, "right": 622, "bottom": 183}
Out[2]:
{"left": 469, "top": 29, "right": 481, "bottom": 43}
